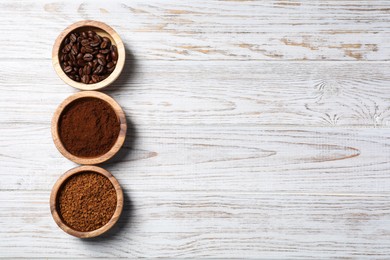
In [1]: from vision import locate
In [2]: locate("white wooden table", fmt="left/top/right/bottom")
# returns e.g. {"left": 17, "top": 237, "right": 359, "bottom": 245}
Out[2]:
{"left": 1, "top": 0, "right": 389, "bottom": 258}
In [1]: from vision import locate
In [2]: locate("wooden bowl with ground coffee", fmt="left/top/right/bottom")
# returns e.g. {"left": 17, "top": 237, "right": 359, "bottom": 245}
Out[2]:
{"left": 51, "top": 91, "right": 127, "bottom": 165}
{"left": 50, "top": 165, "right": 123, "bottom": 238}
{"left": 52, "top": 20, "right": 125, "bottom": 90}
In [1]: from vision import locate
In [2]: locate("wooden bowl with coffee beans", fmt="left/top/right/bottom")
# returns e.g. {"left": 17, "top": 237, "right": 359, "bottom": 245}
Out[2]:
{"left": 50, "top": 165, "right": 124, "bottom": 238}
{"left": 52, "top": 20, "right": 125, "bottom": 90}
{"left": 51, "top": 91, "right": 127, "bottom": 165}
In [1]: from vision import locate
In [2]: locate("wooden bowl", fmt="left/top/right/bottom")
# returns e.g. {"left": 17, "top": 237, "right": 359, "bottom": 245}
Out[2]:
{"left": 51, "top": 91, "right": 127, "bottom": 165}
{"left": 50, "top": 165, "right": 123, "bottom": 238}
{"left": 52, "top": 20, "right": 125, "bottom": 90}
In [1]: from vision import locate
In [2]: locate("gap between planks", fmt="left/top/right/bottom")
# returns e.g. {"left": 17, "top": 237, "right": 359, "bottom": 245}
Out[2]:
{"left": 1, "top": 189, "right": 390, "bottom": 197}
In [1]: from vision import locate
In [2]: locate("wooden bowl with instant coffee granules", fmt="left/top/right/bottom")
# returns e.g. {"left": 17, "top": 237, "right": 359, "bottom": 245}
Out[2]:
{"left": 52, "top": 20, "right": 125, "bottom": 91}
{"left": 50, "top": 165, "right": 123, "bottom": 238}
{"left": 51, "top": 91, "right": 127, "bottom": 165}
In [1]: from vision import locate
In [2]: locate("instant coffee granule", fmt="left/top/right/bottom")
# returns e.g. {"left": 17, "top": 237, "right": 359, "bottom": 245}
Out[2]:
{"left": 59, "top": 97, "right": 120, "bottom": 157}
{"left": 57, "top": 171, "right": 117, "bottom": 232}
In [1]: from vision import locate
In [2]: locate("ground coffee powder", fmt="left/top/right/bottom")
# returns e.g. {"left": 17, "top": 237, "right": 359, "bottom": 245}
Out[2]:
{"left": 57, "top": 171, "right": 117, "bottom": 232}
{"left": 59, "top": 97, "right": 120, "bottom": 157}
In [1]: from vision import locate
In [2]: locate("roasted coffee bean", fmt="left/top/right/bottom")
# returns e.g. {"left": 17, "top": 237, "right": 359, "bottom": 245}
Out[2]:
{"left": 62, "top": 44, "right": 72, "bottom": 53}
{"left": 81, "top": 39, "right": 89, "bottom": 46}
{"left": 71, "top": 45, "right": 78, "bottom": 55}
{"left": 64, "top": 66, "right": 73, "bottom": 73}
{"left": 81, "top": 75, "right": 90, "bottom": 83}
{"left": 110, "top": 45, "right": 118, "bottom": 61}
{"left": 60, "top": 29, "right": 118, "bottom": 84}
{"left": 77, "top": 59, "right": 85, "bottom": 67}
{"left": 97, "top": 57, "right": 106, "bottom": 66}
{"left": 87, "top": 30, "right": 95, "bottom": 38}
{"left": 96, "top": 53, "right": 104, "bottom": 59}
{"left": 83, "top": 65, "right": 91, "bottom": 75}
{"left": 107, "top": 66, "right": 115, "bottom": 73}
{"left": 100, "top": 40, "right": 108, "bottom": 49}
{"left": 111, "top": 50, "right": 118, "bottom": 61}
{"left": 93, "top": 61, "right": 99, "bottom": 70}
{"left": 92, "top": 75, "right": 100, "bottom": 83}
{"left": 84, "top": 46, "right": 93, "bottom": 53}
{"left": 83, "top": 53, "right": 93, "bottom": 61}
{"left": 76, "top": 53, "right": 83, "bottom": 60}
{"left": 90, "top": 36, "right": 101, "bottom": 47}
{"left": 101, "top": 37, "right": 111, "bottom": 49}
{"left": 100, "top": 49, "right": 110, "bottom": 54}
{"left": 69, "top": 53, "right": 76, "bottom": 61}
{"left": 94, "top": 65, "right": 104, "bottom": 75}
{"left": 70, "top": 33, "right": 77, "bottom": 43}
{"left": 107, "top": 62, "right": 115, "bottom": 69}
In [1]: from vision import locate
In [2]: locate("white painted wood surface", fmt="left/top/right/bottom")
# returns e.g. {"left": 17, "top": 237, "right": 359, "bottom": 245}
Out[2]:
{"left": 0, "top": 0, "right": 390, "bottom": 258}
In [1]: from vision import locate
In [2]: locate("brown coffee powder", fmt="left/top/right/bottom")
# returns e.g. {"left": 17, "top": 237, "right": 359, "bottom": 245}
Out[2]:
{"left": 59, "top": 97, "right": 120, "bottom": 157}
{"left": 57, "top": 171, "right": 117, "bottom": 232}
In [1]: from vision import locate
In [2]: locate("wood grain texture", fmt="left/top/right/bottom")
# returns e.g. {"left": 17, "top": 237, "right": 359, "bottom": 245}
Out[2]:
{"left": 1, "top": 190, "right": 390, "bottom": 258}
{"left": 0, "top": 0, "right": 388, "bottom": 60}
{"left": 0, "top": 0, "right": 389, "bottom": 258}
{"left": 1, "top": 60, "right": 390, "bottom": 127}
{"left": 2, "top": 124, "right": 390, "bottom": 194}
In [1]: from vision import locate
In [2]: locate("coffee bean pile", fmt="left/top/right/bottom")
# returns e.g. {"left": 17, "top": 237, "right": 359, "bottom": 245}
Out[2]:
{"left": 60, "top": 30, "right": 118, "bottom": 84}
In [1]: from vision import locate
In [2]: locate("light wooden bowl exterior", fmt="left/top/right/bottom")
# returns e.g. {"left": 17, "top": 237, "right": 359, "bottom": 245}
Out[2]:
{"left": 51, "top": 91, "right": 127, "bottom": 165}
{"left": 50, "top": 166, "right": 124, "bottom": 238}
{"left": 52, "top": 20, "right": 125, "bottom": 90}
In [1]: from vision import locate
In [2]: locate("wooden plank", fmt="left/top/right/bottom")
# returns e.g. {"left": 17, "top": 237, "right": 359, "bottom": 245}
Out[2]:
{"left": 0, "top": 190, "right": 389, "bottom": 258}
{"left": 0, "top": 60, "right": 389, "bottom": 127}
{"left": 0, "top": 0, "right": 388, "bottom": 60}
{"left": 0, "top": 1, "right": 389, "bottom": 258}
{"left": 1, "top": 124, "right": 390, "bottom": 194}
{"left": 1, "top": 60, "right": 389, "bottom": 193}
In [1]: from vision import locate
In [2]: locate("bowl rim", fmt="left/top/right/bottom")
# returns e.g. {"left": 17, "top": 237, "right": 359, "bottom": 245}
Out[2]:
{"left": 51, "top": 91, "right": 127, "bottom": 165}
{"left": 50, "top": 165, "right": 124, "bottom": 238}
{"left": 52, "top": 20, "right": 126, "bottom": 90}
